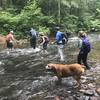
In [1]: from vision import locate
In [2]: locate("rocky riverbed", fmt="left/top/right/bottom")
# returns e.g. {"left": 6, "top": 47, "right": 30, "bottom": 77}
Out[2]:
{"left": 0, "top": 36, "right": 100, "bottom": 100}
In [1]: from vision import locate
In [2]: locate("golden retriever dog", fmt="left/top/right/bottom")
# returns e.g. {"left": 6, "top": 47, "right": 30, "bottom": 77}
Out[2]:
{"left": 45, "top": 63, "right": 85, "bottom": 87}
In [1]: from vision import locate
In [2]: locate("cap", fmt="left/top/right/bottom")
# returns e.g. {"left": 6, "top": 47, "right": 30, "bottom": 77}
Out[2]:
{"left": 39, "top": 32, "right": 44, "bottom": 36}
{"left": 10, "top": 30, "right": 13, "bottom": 33}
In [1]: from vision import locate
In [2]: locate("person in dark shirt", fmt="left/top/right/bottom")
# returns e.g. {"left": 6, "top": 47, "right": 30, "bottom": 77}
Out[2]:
{"left": 39, "top": 32, "right": 49, "bottom": 54}
{"left": 29, "top": 28, "right": 37, "bottom": 49}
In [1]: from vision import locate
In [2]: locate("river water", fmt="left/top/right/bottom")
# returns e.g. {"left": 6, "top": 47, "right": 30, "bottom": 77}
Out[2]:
{"left": 0, "top": 34, "right": 100, "bottom": 100}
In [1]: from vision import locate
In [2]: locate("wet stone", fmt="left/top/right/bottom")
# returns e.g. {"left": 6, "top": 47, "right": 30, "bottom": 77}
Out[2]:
{"left": 76, "top": 96, "right": 90, "bottom": 100}
{"left": 87, "top": 83, "right": 95, "bottom": 89}
{"left": 86, "top": 77, "right": 95, "bottom": 81}
{"left": 80, "top": 89, "right": 94, "bottom": 96}
{"left": 90, "top": 96, "right": 100, "bottom": 100}
{"left": 44, "top": 95, "right": 55, "bottom": 100}
{"left": 25, "top": 91, "right": 31, "bottom": 95}
{"left": 84, "top": 90, "right": 94, "bottom": 96}
{"left": 0, "top": 97, "right": 8, "bottom": 100}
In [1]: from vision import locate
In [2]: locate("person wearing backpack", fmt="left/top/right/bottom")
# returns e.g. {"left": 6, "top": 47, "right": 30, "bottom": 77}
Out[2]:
{"left": 29, "top": 28, "right": 37, "bottom": 50}
{"left": 39, "top": 32, "right": 49, "bottom": 54}
{"left": 77, "top": 31, "right": 91, "bottom": 70}
{"left": 55, "top": 27, "right": 65, "bottom": 61}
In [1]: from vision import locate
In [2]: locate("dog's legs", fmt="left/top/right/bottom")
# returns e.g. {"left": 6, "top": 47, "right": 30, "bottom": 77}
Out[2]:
{"left": 55, "top": 77, "right": 62, "bottom": 85}
{"left": 58, "top": 77, "right": 62, "bottom": 83}
{"left": 56, "top": 71, "right": 62, "bottom": 85}
{"left": 57, "top": 70, "right": 62, "bottom": 82}
{"left": 73, "top": 75, "right": 81, "bottom": 88}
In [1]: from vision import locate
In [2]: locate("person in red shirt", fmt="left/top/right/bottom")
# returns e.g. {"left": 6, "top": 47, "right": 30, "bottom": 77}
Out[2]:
{"left": 6, "top": 31, "right": 15, "bottom": 49}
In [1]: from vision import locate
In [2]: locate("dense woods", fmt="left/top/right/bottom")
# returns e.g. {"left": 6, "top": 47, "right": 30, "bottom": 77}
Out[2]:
{"left": 0, "top": 0, "right": 100, "bottom": 38}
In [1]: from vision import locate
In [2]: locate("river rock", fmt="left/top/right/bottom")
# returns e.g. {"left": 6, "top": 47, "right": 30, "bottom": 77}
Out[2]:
{"left": 90, "top": 96, "right": 100, "bottom": 100}
{"left": 80, "top": 89, "right": 94, "bottom": 96}
{"left": 88, "top": 83, "right": 95, "bottom": 89}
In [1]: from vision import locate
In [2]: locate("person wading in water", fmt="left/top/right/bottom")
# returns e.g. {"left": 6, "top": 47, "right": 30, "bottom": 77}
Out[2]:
{"left": 6, "top": 30, "right": 15, "bottom": 50}
{"left": 77, "top": 31, "right": 91, "bottom": 70}
{"left": 39, "top": 32, "right": 49, "bottom": 54}
{"left": 54, "top": 27, "right": 65, "bottom": 61}
{"left": 29, "top": 28, "right": 37, "bottom": 50}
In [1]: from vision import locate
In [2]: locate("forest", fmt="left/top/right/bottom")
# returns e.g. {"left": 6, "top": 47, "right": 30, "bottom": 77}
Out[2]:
{"left": 0, "top": 1, "right": 100, "bottom": 100}
{"left": 0, "top": 0, "right": 100, "bottom": 38}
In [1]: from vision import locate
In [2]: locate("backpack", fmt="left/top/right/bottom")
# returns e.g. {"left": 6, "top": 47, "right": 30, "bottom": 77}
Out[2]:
{"left": 62, "top": 33, "right": 68, "bottom": 45}
{"left": 86, "top": 42, "right": 91, "bottom": 52}
{"left": 44, "top": 36, "right": 49, "bottom": 43}
{"left": 40, "top": 36, "right": 49, "bottom": 43}
{"left": 83, "top": 41, "right": 91, "bottom": 53}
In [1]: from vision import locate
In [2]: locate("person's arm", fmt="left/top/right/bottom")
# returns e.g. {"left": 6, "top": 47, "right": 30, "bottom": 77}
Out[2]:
{"left": 51, "top": 33, "right": 60, "bottom": 44}
{"left": 56, "top": 33, "right": 60, "bottom": 42}
{"left": 40, "top": 36, "right": 45, "bottom": 45}
{"left": 42, "top": 36, "right": 45, "bottom": 44}
{"left": 11, "top": 35, "right": 14, "bottom": 40}
{"left": 78, "top": 38, "right": 82, "bottom": 49}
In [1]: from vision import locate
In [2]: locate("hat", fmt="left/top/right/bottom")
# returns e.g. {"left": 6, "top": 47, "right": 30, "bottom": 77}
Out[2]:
{"left": 10, "top": 30, "right": 13, "bottom": 33}
{"left": 39, "top": 32, "right": 44, "bottom": 36}
{"left": 55, "top": 26, "right": 60, "bottom": 30}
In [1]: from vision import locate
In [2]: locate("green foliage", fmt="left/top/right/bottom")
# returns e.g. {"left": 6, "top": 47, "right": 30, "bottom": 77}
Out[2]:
{"left": 0, "top": 0, "right": 100, "bottom": 38}
{"left": 18, "top": 0, "right": 43, "bottom": 29}
{"left": 0, "top": 0, "right": 53, "bottom": 37}
{"left": 38, "top": 26, "right": 50, "bottom": 35}
{"left": 0, "top": 11, "right": 15, "bottom": 33}
{"left": 63, "top": 15, "right": 78, "bottom": 32}
{"left": 90, "top": 19, "right": 100, "bottom": 29}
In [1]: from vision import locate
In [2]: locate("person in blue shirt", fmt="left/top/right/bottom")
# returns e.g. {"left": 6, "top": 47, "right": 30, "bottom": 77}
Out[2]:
{"left": 77, "top": 31, "right": 91, "bottom": 70}
{"left": 55, "top": 27, "right": 64, "bottom": 61}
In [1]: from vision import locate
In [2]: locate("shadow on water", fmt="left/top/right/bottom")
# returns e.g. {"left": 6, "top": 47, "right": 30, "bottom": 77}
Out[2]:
{"left": 0, "top": 33, "right": 100, "bottom": 100}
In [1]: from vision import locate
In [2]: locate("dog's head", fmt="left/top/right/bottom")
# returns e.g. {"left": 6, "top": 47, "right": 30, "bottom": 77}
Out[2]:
{"left": 45, "top": 64, "right": 55, "bottom": 71}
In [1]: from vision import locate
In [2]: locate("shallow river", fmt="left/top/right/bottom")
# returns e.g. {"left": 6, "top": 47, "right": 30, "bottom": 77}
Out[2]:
{"left": 0, "top": 34, "right": 100, "bottom": 100}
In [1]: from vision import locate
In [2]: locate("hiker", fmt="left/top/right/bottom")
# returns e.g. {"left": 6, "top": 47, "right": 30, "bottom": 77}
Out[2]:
{"left": 39, "top": 32, "right": 49, "bottom": 54}
{"left": 55, "top": 27, "right": 65, "bottom": 61}
{"left": 77, "top": 31, "right": 91, "bottom": 70}
{"left": 29, "top": 28, "right": 37, "bottom": 49}
{"left": 6, "top": 30, "right": 15, "bottom": 49}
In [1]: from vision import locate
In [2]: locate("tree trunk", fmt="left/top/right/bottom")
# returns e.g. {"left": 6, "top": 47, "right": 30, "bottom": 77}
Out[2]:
{"left": 58, "top": 0, "right": 61, "bottom": 24}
